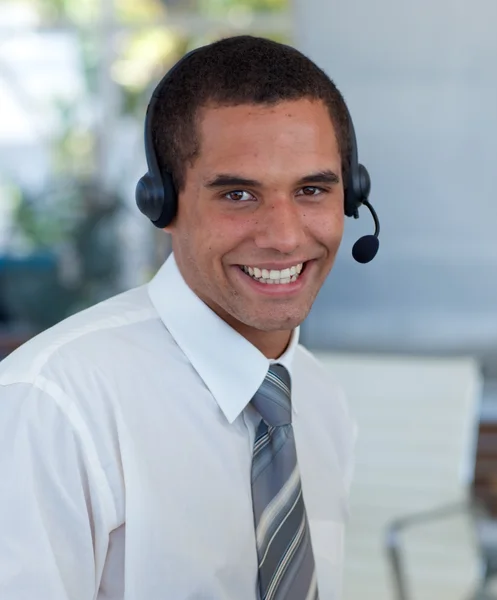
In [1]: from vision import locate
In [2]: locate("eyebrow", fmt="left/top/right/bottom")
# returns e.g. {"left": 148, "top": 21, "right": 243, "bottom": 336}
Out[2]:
{"left": 205, "top": 174, "right": 260, "bottom": 189}
{"left": 204, "top": 169, "right": 340, "bottom": 189}
{"left": 297, "top": 170, "right": 340, "bottom": 186}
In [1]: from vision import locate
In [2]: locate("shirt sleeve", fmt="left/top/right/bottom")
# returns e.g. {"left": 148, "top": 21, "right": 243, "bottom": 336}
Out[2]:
{"left": 0, "top": 381, "right": 112, "bottom": 600}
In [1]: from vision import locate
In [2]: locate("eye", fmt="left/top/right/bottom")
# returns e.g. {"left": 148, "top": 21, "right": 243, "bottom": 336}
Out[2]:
{"left": 297, "top": 186, "right": 325, "bottom": 197}
{"left": 224, "top": 190, "right": 255, "bottom": 202}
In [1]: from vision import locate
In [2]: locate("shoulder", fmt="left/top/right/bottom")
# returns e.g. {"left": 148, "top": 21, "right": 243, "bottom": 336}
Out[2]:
{"left": 292, "top": 344, "right": 357, "bottom": 488}
{"left": 293, "top": 344, "right": 348, "bottom": 402}
{"left": 0, "top": 285, "right": 169, "bottom": 520}
{"left": 292, "top": 344, "right": 352, "bottom": 422}
{"left": 0, "top": 285, "right": 159, "bottom": 388}
{"left": 0, "top": 284, "right": 179, "bottom": 426}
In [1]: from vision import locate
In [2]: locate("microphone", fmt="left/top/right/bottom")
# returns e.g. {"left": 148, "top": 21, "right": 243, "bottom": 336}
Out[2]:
{"left": 352, "top": 199, "right": 380, "bottom": 264}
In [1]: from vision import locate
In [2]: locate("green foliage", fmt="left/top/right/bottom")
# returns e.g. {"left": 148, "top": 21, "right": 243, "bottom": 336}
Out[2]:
{"left": 198, "top": 0, "right": 287, "bottom": 14}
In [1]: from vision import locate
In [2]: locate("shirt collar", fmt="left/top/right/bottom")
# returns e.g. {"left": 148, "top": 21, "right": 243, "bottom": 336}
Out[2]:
{"left": 147, "top": 253, "right": 299, "bottom": 424}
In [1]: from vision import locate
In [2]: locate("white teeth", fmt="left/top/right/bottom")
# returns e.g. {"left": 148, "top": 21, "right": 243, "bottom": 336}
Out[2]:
{"left": 241, "top": 262, "right": 305, "bottom": 285}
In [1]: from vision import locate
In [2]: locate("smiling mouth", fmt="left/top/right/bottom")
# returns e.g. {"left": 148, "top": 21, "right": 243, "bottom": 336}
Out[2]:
{"left": 238, "top": 262, "right": 306, "bottom": 285}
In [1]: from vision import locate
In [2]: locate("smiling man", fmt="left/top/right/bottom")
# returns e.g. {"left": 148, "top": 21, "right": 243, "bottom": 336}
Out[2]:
{"left": 0, "top": 36, "right": 357, "bottom": 600}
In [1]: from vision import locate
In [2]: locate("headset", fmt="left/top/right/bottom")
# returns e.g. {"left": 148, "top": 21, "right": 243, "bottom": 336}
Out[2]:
{"left": 136, "top": 45, "right": 380, "bottom": 264}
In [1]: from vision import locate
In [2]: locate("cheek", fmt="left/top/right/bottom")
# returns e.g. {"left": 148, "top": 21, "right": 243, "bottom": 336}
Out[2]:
{"left": 205, "top": 214, "right": 251, "bottom": 248}
{"left": 306, "top": 209, "right": 344, "bottom": 244}
{"left": 183, "top": 221, "right": 242, "bottom": 275}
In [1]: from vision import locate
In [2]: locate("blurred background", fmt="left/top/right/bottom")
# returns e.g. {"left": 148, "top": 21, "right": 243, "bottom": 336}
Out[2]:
{"left": 1, "top": 0, "right": 497, "bottom": 598}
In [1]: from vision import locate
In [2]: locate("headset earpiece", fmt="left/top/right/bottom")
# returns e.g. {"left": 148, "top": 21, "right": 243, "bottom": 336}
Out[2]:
{"left": 135, "top": 92, "right": 179, "bottom": 229}
{"left": 135, "top": 50, "right": 200, "bottom": 229}
{"left": 344, "top": 108, "right": 371, "bottom": 218}
{"left": 135, "top": 169, "right": 176, "bottom": 229}
{"left": 343, "top": 107, "right": 381, "bottom": 263}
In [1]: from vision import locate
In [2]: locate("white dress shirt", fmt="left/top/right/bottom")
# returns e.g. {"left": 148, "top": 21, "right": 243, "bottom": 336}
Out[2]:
{"left": 0, "top": 253, "right": 356, "bottom": 600}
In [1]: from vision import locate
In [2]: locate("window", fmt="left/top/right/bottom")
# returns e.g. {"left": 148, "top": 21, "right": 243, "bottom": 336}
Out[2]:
{"left": 0, "top": 0, "right": 291, "bottom": 334}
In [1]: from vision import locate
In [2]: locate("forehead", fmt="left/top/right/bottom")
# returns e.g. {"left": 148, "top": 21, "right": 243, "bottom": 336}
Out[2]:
{"left": 195, "top": 99, "right": 341, "bottom": 174}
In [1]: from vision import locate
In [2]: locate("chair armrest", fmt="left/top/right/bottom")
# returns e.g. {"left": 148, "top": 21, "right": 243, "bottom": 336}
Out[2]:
{"left": 384, "top": 500, "right": 475, "bottom": 600}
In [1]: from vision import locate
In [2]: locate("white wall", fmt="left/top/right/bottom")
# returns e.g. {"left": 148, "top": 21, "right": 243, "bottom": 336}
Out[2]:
{"left": 294, "top": 0, "right": 497, "bottom": 357}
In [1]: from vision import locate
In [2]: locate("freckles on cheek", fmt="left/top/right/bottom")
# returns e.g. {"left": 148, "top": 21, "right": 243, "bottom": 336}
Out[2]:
{"left": 201, "top": 215, "right": 251, "bottom": 260}
{"left": 308, "top": 211, "right": 338, "bottom": 230}
{"left": 217, "top": 217, "right": 248, "bottom": 241}
{"left": 316, "top": 217, "right": 344, "bottom": 246}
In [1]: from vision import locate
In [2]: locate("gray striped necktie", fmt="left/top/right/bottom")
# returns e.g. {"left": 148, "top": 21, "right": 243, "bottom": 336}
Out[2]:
{"left": 251, "top": 364, "right": 318, "bottom": 600}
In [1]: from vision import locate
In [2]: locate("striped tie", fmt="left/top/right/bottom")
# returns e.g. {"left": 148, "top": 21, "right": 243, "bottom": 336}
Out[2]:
{"left": 251, "top": 364, "right": 318, "bottom": 600}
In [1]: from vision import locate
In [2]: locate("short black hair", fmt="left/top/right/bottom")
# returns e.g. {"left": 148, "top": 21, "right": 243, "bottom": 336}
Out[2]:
{"left": 152, "top": 35, "right": 350, "bottom": 192}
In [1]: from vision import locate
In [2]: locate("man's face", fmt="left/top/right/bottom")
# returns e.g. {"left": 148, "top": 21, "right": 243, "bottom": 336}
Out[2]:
{"left": 168, "top": 99, "right": 344, "bottom": 353}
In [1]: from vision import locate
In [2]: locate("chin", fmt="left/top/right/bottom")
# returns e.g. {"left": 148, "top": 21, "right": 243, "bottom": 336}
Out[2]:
{"left": 244, "top": 311, "right": 307, "bottom": 332}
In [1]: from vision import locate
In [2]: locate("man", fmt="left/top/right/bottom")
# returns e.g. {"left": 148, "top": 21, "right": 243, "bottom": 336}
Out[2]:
{"left": 0, "top": 36, "right": 357, "bottom": 599}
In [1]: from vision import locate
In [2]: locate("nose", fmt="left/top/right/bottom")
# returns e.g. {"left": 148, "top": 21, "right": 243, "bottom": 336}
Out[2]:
{"left": 254, "top": 197, "right": 306, "bottom": 254}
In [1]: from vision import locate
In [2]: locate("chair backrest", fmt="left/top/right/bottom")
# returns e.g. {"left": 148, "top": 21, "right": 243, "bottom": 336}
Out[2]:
{"left": 314, "top": 352, "right": 483, "bottom": 600}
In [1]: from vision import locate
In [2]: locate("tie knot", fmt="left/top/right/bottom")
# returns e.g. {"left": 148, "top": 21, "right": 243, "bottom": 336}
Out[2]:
{"left": 252, "top": 364, "right": 292, "bottom": 427}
